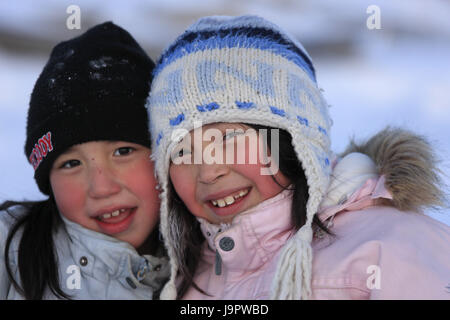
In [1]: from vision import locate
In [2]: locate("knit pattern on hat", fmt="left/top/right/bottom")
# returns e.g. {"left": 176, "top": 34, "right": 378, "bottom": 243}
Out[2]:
{"left": 148, "top": 15, "right": 332, "bottom": 300}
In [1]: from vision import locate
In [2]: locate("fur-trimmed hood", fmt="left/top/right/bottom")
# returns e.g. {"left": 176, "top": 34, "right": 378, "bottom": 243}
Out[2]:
{"left": 321, "top": 127, "right": 447, "bottom": 214}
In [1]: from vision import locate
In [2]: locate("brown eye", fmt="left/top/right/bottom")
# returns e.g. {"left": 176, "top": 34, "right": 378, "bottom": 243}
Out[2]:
{"left": 170, "top": 146, "right": 192, "bottom": 164}
{"left": 114, "top": 147, "right": 135, "bottom": 156}
{"left": 223, "top": 130, "right": 244, "bottom": 141}
{"left": 60, "top": 159, "right": 81, "bottom": 169}
{"left": 173, "top": 148, "right": 191, "bottom": 159}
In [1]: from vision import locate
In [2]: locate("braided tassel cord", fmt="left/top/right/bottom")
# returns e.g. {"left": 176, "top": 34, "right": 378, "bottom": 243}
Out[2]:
{"left": 270, "top": 226, "right": 313, "bottom": 300}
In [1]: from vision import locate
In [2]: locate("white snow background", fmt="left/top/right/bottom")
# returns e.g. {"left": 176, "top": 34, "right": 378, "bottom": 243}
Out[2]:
{"left": 0, "top": 0, "right": 449, "bottom": 226}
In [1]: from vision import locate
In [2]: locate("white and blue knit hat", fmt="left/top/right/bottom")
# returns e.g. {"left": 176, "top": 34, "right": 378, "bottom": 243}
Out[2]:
{"left": 147, "top": 15, "right": 333, "bottom": 299}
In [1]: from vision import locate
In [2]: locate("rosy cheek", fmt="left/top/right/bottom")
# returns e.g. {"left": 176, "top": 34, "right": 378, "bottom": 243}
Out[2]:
{"left": 124, "top": 159, "right": 160, "bottom": 209}
{"left": 51, "top": 177, "right": 86, "bottom": 219}
{"left": 232, "top": 163, "right": 286, "bottom": 200}
{"left": 170, "top": 167, "right": 189, "bottom": 199}
{"left": 169, "top": 166, "right": 202, "bottom": 215}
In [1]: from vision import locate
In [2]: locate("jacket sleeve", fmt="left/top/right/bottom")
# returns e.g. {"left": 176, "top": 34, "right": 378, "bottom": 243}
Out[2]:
{"left": 368, "top": 213, "right": 450, "bottom": 300}
{"left": 0, "top": 212, "right": 13, "bottom": 299}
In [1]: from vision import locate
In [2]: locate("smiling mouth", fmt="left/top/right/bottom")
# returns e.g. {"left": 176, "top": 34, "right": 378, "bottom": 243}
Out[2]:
{"left": 95, "top": 208, "right": 131, "bottom": 222}
{"left": 210, "top": 188, "right": 250, "bottom": 208}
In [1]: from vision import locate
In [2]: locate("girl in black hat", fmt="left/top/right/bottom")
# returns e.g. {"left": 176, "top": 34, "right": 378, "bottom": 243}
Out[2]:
{"left": 0, "top": 22, "right": 169, "bottom": 299}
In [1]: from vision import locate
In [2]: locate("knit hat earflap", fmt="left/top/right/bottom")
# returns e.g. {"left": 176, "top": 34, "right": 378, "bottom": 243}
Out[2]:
{"left": 25, "top": 22, "right": 154, "bottom": 195}
{"left": 148, "top": 15, "right": 333, "bottom": 300}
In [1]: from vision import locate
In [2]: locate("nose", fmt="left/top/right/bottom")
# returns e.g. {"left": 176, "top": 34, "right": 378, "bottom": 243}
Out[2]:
{"left": 87, "top": 163, "right": 121, "bottom": 198}
{"left": 197, "top": 162, "right": 230, "bottom": 185}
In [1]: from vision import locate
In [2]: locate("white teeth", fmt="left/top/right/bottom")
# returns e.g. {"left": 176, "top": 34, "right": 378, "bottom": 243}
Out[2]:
{"left": 210, "top": 189, "right": 249, "bottom": 208}
{"left": 217, "top": 199, "right": 226, "bottom": 208}
{"left": 102, "top": 213, "right": 111, "bottom": 219}
{"left": 99, "top": 209, "right": 128, "bottom": 220}
{"left": 224, "top": 196, "right": 235, "bottom": 205}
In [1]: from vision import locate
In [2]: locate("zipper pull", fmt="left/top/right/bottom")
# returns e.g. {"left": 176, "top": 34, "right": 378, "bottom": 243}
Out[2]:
{"left": 136, "top": 258, "right": 149, "bottom": 282}
{"left": 215, "top": 249, "right": 222, "bottom": 275}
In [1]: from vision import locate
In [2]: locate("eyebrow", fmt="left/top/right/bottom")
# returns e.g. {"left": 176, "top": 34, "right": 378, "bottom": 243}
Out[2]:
{"left": 62, "top": 141, "right": 125, "bottom": 154}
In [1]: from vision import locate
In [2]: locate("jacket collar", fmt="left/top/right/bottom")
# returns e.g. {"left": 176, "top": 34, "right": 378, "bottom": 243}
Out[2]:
{"left": 58, "top": 215, "right": 167, "bottom": 288}
{"left": 197, "top": 188, "right": 294, "bottom": 276}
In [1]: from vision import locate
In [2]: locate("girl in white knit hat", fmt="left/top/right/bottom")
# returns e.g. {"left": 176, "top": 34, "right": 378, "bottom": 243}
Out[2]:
{"left": 148, "top": 15, "right": 450, "bottom": 300}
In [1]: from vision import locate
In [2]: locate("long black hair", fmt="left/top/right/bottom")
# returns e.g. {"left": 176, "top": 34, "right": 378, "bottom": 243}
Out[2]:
{"left": 169, "top": 124, "right": 333, "bottom": 299}
{"left": 1, "top": 196, "right": 70, "bottom": 300}
{"left": 2, "top": 197, "right": 164, "bottom": 300}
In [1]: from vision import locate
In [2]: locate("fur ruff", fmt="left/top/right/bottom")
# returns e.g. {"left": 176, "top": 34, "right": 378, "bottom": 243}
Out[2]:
{"left": 341, "top": 127, "right": 448, "bottom": 212}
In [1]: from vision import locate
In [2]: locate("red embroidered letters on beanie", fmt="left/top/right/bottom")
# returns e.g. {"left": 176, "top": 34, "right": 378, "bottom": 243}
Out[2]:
{"left": 29, "top": 131, "right": 53, "bottom": 170}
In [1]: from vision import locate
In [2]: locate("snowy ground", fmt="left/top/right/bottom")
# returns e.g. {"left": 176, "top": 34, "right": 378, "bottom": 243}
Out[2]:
{"left": 0, "top": 0, "right": 449, "bottom": 225}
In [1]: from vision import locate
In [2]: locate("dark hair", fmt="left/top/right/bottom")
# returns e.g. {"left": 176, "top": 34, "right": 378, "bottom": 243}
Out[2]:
{"left": 169, "top": 124, "right": 333, "bottom": 299}
{"left": 1, "top": 197, "right": 70, "bottom": 300}
{"left": 2, "top": 197, "right": 163, "bottom": 300}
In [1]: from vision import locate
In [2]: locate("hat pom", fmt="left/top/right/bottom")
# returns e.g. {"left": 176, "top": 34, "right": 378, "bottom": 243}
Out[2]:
{"left": 270, "top": 225, "right": 313, "bottom": 300}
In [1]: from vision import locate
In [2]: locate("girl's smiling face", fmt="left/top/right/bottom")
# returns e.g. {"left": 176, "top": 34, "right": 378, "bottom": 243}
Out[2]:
{"left": 50, "top": 141, "right": 160, "bottom": 249}
{"left": 169, "top": 122, "right": 290, "bottom": 224}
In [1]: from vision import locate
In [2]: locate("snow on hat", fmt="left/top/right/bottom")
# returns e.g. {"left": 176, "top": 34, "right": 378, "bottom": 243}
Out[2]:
{"left": 147, "top": 15, "right": 333, "bottom": 299}
{"left": 25, "top": 22, "right": 154, "bottom": 195}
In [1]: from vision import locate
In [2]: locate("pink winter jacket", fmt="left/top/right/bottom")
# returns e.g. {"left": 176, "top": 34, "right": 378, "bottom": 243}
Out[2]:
{"left": 182, "top": 130, "right": 450, "bottom": 300}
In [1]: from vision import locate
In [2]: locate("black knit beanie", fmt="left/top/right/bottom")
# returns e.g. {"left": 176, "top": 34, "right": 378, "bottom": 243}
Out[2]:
{"left": 25, "top": 22, "right": 155, "bottom": 195}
